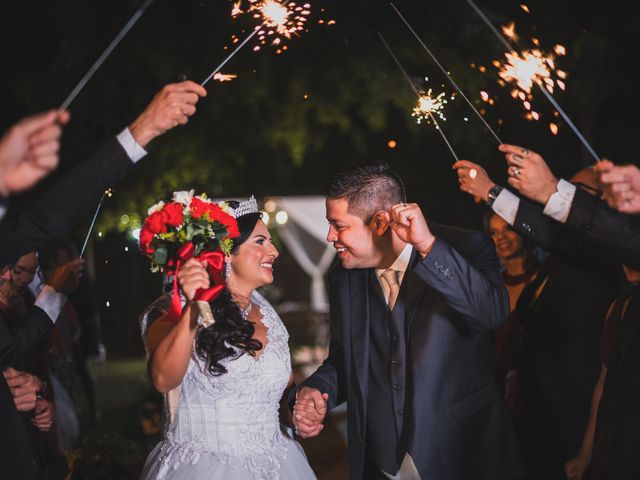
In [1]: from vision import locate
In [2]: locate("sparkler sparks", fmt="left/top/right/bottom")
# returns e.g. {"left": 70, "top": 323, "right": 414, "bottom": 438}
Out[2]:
{"left": 213, "top": 72, "right": 238, "bottom": 82}
{"left": 230, "top": 0, "right": 314, "bottom": 54}
{"left": 412, "top": 89, "right": 448, "bottom": 124}
{"left": 493, "top": 24, "right": 567, "bottom": 121}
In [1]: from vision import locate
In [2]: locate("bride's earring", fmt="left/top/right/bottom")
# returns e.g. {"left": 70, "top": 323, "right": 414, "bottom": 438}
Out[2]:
{"left": 224, "top": 259, "right": 232, "bottom": 279}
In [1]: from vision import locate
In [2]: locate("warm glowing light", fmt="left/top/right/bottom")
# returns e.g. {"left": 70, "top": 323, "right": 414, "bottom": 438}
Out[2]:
{"left": 501, "top": 22, "right": 517, "bottom": 41}
{"left": 387, "top": 140, "right": 397, "bottom": 149}
{"left": 412, "top": 89, "right": 448, "bottom": 124}
{"left": 554, "top": 44, "right": 566, "bottom": 56}
{"left": 264, "top": 199, "right": 277, "bottom": 212}
{"left": 520, "top": 4, "right": 530, "bottom": 13}
{"left": 213, "top": 72, "right": 238, "bottom": 82}
{"left": 275, "top": 210, "right": 288, "bottom": 224}
{"left": 550, "top": 122, "right": 559, "bottom": 135}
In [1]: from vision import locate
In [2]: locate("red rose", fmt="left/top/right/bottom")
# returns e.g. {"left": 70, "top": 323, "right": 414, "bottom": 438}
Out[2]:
{"left": 190, "top": 197, "right": 213, "bottom": 219}
{"left": 139, "top": 229, "right": 155, "bottom": 255}
{"left": 208, "top": 206, "right": 240, "bottom": 238}
{"left": 143, "top": 211, "right": 167, "bottom": 235}
{"left": 162, "top": 203, "right": 184, "bottom": 227}
{"left": 226, "top": 219, "right": 240, "bottom": 238}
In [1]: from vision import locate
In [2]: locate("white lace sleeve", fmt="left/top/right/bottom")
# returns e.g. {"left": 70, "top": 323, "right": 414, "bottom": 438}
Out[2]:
{"left": 139, "top": 293, "right": 172, "bottom": 356}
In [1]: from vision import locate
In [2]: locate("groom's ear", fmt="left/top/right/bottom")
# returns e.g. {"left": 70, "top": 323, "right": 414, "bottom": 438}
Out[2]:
{"left": 372, "top": 211, "right": 391, "bottom": 236}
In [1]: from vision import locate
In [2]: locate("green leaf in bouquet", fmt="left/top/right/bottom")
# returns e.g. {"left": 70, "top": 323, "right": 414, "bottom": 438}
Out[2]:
{"left": 214, "top": 228, "right": 230, "bottom": 244}
{"left": 186, "top": 222, "right": 206, "bottom": 240}
{"left": 154, "top": 246, "right": 169, "bottom": 266}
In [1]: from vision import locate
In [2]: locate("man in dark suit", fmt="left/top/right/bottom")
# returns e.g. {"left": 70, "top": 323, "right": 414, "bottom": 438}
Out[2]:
{"left": 293, "top": 163, "right": 523, "bottom": 480}
{"left": 0, "top": 80, "right": 205, "bottom": 479}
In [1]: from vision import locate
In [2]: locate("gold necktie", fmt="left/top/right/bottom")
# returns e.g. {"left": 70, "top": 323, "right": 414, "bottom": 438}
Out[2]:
{"left": 381, "top": 269, "right": 400, "bottom": 310}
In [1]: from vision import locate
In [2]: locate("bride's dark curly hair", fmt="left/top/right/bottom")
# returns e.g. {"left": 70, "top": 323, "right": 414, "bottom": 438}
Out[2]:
{"left": 194, "top": 204, "right": 264, "bottom": 376}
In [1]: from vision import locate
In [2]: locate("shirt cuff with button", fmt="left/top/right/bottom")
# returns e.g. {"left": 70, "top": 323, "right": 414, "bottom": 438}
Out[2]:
{"left": 492, "top": 189, "right": 520, "bottom": 226}
{"left": 34, "top": 285, "right": 67, "bottom": 323}
{"left": 116, "top": 128, "right": 147, "bottom": 163}
{"left": 542, "top": 179, "right": 576, "bottom": 224}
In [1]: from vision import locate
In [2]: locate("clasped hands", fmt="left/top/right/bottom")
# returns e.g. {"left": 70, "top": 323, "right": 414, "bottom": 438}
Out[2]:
{"left": 2, "top": 368, "right": 54, "bottom": 431}
{"left": 292, "top": 387, "right": 329, "bottom": 438}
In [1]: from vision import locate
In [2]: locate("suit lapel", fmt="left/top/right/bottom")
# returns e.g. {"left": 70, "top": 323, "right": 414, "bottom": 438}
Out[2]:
{"left": 405, "top": 249, "right": 431, "bottom": 333}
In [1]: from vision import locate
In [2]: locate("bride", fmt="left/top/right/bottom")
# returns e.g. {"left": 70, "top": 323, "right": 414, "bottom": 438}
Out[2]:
{"left": 139, "top": 197, "right": 317, "bottom": 480}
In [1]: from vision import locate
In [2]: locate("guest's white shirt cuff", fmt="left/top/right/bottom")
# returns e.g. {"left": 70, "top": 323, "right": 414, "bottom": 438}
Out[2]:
{"left": 34, "top": 285, "right": 67, "bottom": 323}
{"left": 492, "top": 189, "right": 520, "bottom": 226}
{"left": 116, "top": 128, "right": 147, "bottom": 163}
{"left": 542, "top": 179, "right": 576, "bottom": 223}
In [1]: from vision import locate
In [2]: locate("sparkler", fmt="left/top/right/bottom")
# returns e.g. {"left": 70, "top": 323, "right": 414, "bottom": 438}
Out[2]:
{"left": 231, "top": 0, "right": 310, "bottom": 54}
{"left": 59, "top": 0, "right": 155, "bottom": 111}
{"left": 379, "top": 33, "right": 460, "bottom": 163}
{"left": 412, "top": 89, "right": 448, "bottom": 124}
{"left": 388, "top": 2, "right": 503, "bottom": 145}
{"left": 465, "top": 0, "right": 600, "bottom": 162}
{"left": 80, "top": 189, "right": 113, "bottom": 257}
{"left": 202, "top": 0, "right": 310, "bottom": 86}
{"left": 201, "top": 27, "right": 261, "bottom": 86}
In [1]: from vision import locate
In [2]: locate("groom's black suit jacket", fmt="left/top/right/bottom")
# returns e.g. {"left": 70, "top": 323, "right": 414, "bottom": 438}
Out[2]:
{"left": 0, "top": 138, "right": 135, "bottom": 479}
{"left": 301, "top": 223, "right": 523, "bottom": 480}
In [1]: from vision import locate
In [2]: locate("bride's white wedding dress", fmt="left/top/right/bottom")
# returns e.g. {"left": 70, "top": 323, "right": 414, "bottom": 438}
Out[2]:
{"left": 139, "top": 291, "right": 316, "bottom": 480}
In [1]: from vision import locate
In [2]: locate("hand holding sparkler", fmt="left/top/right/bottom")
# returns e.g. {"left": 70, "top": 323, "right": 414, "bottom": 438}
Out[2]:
{"left": 129, "top": 81, "right": 207, "bottom": 148}
{"left": 499, "top": 144, "right": 558, "bottom": 204}
{"left": 595, "top": 160, "right": 640, "bottom": 214}
{"left": 453, "top": 160, "right": 495, "bottom": 202}
{"left": 0, "top": 110, "right": 70, "bottom": 195}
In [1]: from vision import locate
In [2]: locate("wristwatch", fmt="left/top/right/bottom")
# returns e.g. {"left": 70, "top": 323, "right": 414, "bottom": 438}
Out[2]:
{"left": 486, "top": 185, "right": 503, "bottom": 207}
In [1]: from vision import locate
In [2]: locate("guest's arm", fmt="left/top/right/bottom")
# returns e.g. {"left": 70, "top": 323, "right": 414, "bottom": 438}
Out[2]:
{"left": 0, "top": 81, "right": 206, "bottom": 266}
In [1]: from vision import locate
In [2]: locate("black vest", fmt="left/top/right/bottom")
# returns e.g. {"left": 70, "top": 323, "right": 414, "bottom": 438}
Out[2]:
{"left": 366, "top": 271, "right": 409, "bottom": 473}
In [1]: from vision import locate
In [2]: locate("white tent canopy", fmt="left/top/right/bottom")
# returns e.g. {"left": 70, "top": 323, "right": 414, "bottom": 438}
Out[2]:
{"left": 272, "top": 196, "right": 334, "bottom": 312}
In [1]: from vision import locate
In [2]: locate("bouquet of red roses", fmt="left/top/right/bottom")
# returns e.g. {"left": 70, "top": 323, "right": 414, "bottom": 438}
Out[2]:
{"left": 139, "top": 190, "right": 240, "bottom": 323}
{"left": 139, "top": 190, "right": 239, "bottom": 272}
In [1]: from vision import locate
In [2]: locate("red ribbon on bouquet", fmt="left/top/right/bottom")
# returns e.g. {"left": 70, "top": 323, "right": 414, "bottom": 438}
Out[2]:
{"left": 166, "top": 242, "right": 226, "bottom": 322}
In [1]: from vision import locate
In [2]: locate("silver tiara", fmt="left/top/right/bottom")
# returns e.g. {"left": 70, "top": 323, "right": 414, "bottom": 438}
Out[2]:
{"left": 228, "top": 196, "right": 259, "bottom": 219}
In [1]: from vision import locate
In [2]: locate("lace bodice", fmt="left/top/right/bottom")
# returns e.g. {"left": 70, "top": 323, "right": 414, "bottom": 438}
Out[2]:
{"left": 144, "top": 292, "right": 294, "bottom": 479}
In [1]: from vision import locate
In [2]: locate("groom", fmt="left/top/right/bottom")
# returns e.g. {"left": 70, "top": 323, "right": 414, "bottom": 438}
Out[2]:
{"left": 293, "top": 163, "right": 523, "bottom": 479}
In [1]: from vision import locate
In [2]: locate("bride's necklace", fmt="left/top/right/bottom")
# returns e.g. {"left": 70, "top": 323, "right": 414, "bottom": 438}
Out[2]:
{"left": 241, "top": 302, "right": 253, "bottom": 320}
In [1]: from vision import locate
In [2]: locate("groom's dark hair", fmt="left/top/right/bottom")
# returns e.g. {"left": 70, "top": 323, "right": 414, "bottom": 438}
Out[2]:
{"left": 324, "top": 162, "right": 406, "bottom": 222}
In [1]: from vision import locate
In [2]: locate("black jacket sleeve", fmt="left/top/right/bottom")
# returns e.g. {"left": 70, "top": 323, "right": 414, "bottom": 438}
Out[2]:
{"left": 0, "top": 307, "right": 52, "bottom": 370}
{"left": 563, "top": 188, "right": 640, "bottom": 270}
{"left": 0, "top": 138, "right": 134, "bottom": 265}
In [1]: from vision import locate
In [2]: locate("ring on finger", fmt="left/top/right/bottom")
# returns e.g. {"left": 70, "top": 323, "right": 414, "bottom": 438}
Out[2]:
{"left": 469, "top": 168, "right": 477, "bottom": 179}
{"left": 512, "top": 167, "right": 521, "bottom": 178}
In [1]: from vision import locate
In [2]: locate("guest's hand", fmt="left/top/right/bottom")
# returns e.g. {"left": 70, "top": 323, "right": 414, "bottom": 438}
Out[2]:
{"left": 595, "top": 160, "right": 640, "bottom": 214}
{"left": 177, "top": 258, "right": 210, "bottom": 302}
{"left": 499, "top": 144, "right": 558, "bottom": 204}
{"left": 32, "top": 398, "right": 54, "bottom": 432}
{"left": 389, "top": 203, "right": 435, "bottom": 256}
{"left": 48, "top": 258, "right": 85, "bottom": 294}
{"left": 293, "top": 387, "right": 328, "bottom": 438}
{"left": 452, "top": 160, "right": 495, "bottom": 202}
{"left": 564, "top": 452, "right": 589, "bottom": 480}
{"left": 129, "top": 81, "right": 207, "bottom": 148}
{"left": 3, "top": 368, "right": 45, "bottom": 412}
{"left": 0, "top": 110, "right": 70, "bottom": 195}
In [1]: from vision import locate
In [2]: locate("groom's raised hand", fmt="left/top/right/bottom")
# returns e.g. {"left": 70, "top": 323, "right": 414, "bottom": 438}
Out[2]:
{"left": 293, "top": 387, "right": 328, "bottom": 438}
{"left": 389, "top": 203, "right": 436, "bottom": 257}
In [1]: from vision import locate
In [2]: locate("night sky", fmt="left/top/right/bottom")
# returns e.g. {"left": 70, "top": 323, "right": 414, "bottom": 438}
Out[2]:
{"left": 1, "top": 0, "right": 637, "bottom": 351}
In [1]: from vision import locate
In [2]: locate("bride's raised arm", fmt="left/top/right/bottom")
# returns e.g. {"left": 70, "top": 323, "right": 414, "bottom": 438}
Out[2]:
{"left": 147, "top": 259, "right": 210, "bottom": 393}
